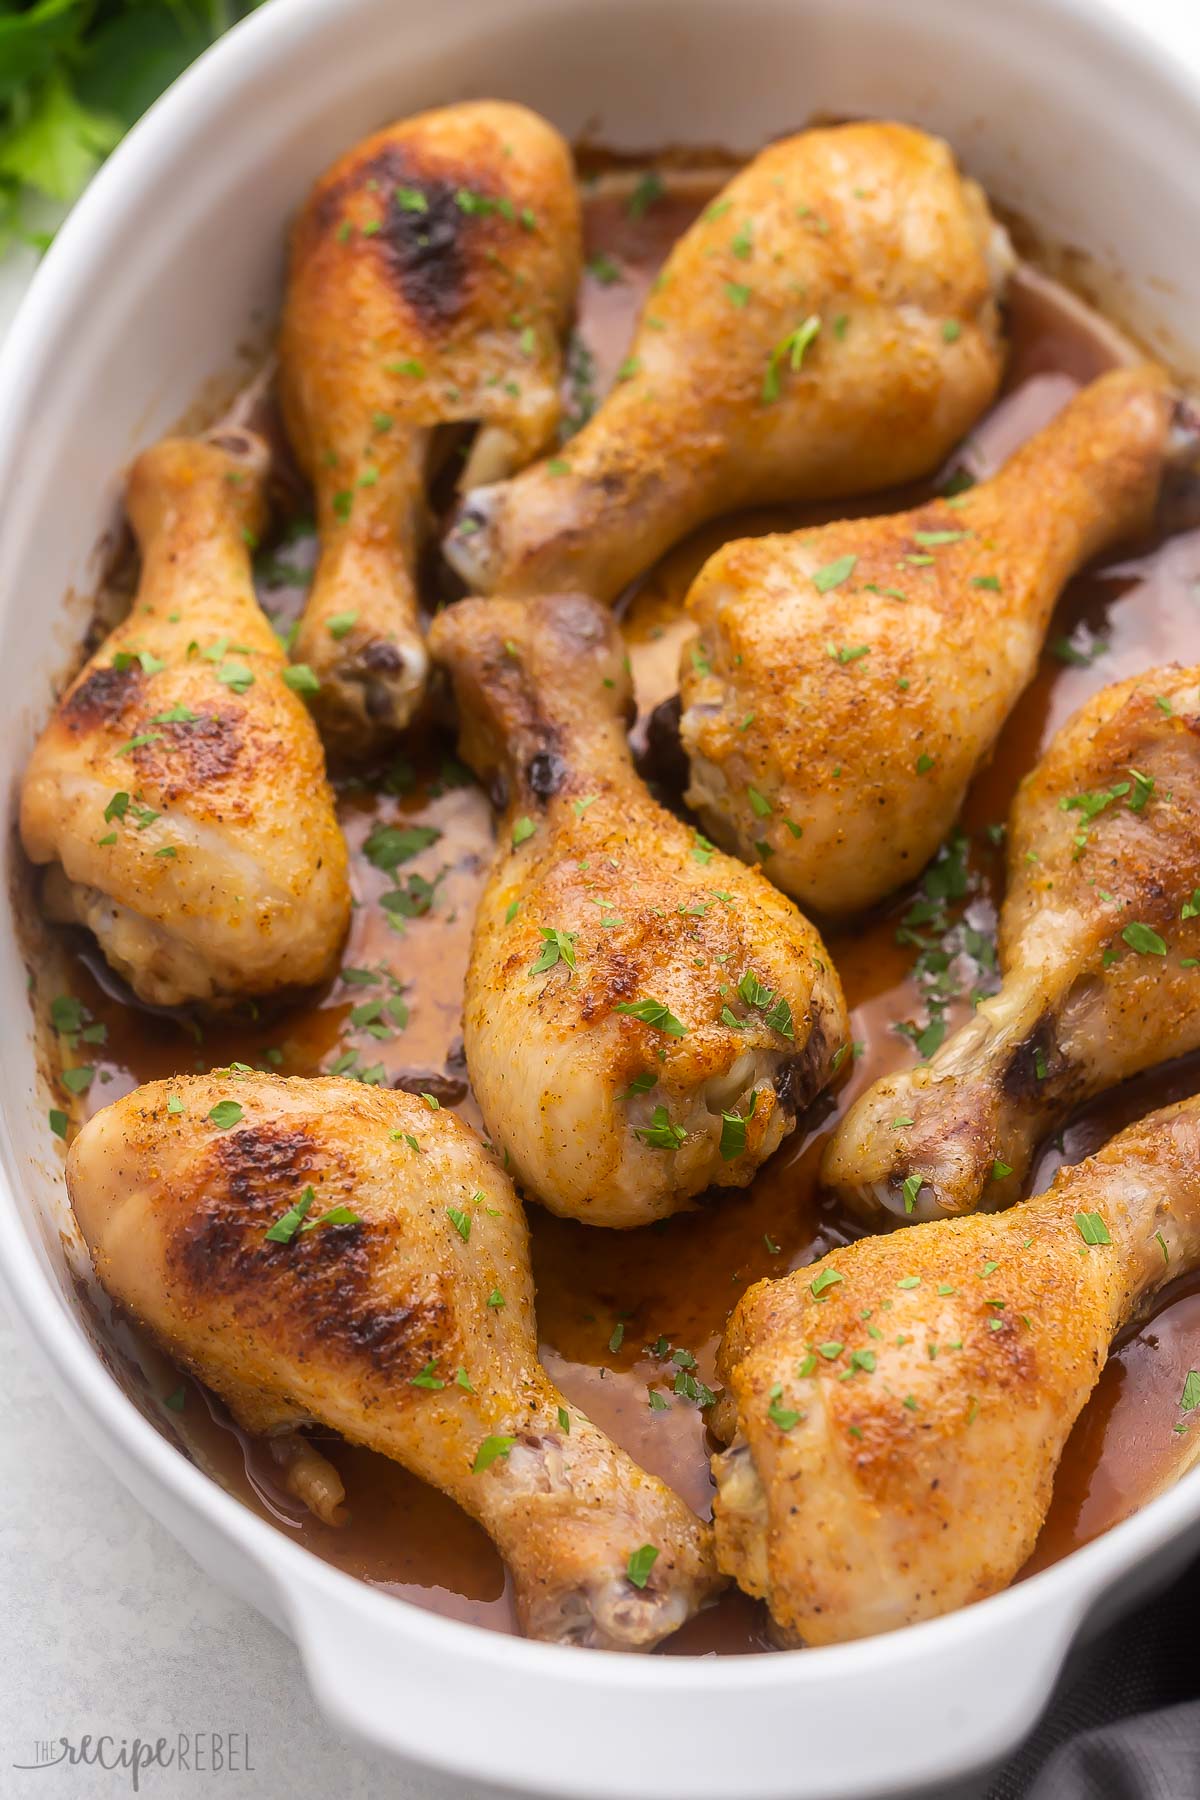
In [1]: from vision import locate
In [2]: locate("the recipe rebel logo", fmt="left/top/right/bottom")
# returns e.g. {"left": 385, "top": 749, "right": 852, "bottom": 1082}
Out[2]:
{"left": 12, "top": 1733, "right": 254, "bottom": 1790}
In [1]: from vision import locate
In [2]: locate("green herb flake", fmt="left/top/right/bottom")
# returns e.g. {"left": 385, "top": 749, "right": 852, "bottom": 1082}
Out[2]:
{"left": 812, "top": 552, "right": 857, "bottom": 593}
{"left": 472, "top": 1435, "right": 516, "bottom": 1473}
{"left": 529, "top": 926, "right": 578, "bottom": 976}
{"left": 1074, "top": 1210, "right": 1112, "bottom": 1247}
{"left": 1122, "top": 922, "right": 1167, "bottom": 956}
{"left": 264, "top": 1186, "right": 315, "bottom": 1244}
{"left": 626, "top": 1543, "right": 660, "bottom": 1587}
{"left": 762, "top": 314, "right": 821, "bottom": 403}
{"left": 810, "top": 1267, "right": 844, "bottom": 1298}
{"left": 627, "top": 171, "right": 664, "bottom": 218}
{"left": 615, "top": 997, "right": 687, "bottom": 1037}
{"left": 635, "top": 1105, "right": 687, "bottom": 1151}
{"left": 719, "top": 1091, "right": 757, "bottom": 1162}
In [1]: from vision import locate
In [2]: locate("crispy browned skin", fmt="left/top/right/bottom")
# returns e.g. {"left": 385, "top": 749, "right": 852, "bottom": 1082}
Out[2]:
{"left": 279, "top": 101, "right": 581, "bottom": 752}
{"left": 714, "top": 1096, "right": 1200, "bottom": 1645}
{"left": 824, "top": 662, "right": 1200, "bottom": 1221}
{"left": 68, "top": 1075, "right": 721, "bottom": 1649}
{"left": 444, "top": 121, "right": 1011, "bottom": 603}
{"left": 428, "top": 593, "right": 848, "bottom": 1227}
{"left": 679, "top": 367, "right": 1175, "bottom": 913}
{"left": 19, "top": 436, "right": 350, "bottom": 1008}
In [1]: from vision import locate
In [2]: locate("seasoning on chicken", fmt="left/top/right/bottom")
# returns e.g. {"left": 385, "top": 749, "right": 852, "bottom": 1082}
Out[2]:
{"left": 428, "top": 591, "right": 847, "bottom": 1227}
{"left": 677, "top": 366, "right": 1175, "bottom": 914}
{"left": 69, "top": 1074, "right": 722, "bottom": 1650}
{"left": 713, "top": 1094, "right": 1200, "bottom": 1644}
{"left": 280, "top": 101, "right": 582, "bottom": 751}
{"left": 19, "top": 434, "right": 350, "bottom": 1008}
{"left": 444, "top": 121, "right": 1011, "bottom": 603}
{"left": 824, "top": 660, "right": 1200, "bottom": 1220}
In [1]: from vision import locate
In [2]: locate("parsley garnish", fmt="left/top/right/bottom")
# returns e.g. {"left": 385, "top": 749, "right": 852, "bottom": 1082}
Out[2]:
{"left": 719, "top": 1092, "right": 757, "bottom": 1161}
{"left": 1122, "top": 922, "right": 1167, "bottom": 956}
{"left": 472, "top": 1435, "right": 516, "bottom": 1472}
{"left": 812, "top": 553, "right": 857, "bottom": 593}
{"left": 207, "top": 1100, "right": 243, "bottom": 1130}
{"left": 761, "top": 314, "right": 820, "bottom": 403}
{"left": 530, "top": 927, "right": 578, "bottom": 975}
{"left": 615, "top": 997, "right": 687, "bottom": 1037}
{"left": 635, "top": 1106, "right": 687, "bottom": 1151}
{"left": 1074, "top": 1210, "right": 1112, "bottom": 1246}
{"left": 626, "top": 1544, "right": 659, "bottom": 1588}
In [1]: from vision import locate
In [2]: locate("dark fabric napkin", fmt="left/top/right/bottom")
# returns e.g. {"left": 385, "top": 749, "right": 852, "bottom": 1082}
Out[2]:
{"left": 987, "top": 1551, "right": 1200, "bottom": 1799}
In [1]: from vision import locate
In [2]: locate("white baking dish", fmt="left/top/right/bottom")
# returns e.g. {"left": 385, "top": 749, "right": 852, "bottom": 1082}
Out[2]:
{"left": 4, "top": 0, "right": 1200, "bottom": 1794}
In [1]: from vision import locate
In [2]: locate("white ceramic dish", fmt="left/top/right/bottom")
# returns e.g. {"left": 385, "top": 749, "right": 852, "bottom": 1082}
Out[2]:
{"left": 5, "top": 1, "right": 1200, "bottom": 1794}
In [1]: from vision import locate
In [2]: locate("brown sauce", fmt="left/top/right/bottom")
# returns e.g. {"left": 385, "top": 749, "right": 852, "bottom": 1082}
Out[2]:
{"left": 38, "top": 164, "right": 1200, "bottom": 1654}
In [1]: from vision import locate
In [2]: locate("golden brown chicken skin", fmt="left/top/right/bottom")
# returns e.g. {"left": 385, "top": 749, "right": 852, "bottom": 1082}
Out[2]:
{"left": 824, "top": 661, "right": 1200, "bottom": 1221}
{"left": 714, "top": 1095, "right": 1200, "bottom": 1645}
{"left": 428, "top": 592, "right": 848, "bottom": 1228}
{"left": 280, "top": 101, "right": 581, "bottom": 752}
{"left": 679, "top": 366, "right": 1175, "bottom": 914}
{"left": 445, "top": 121, "right": 1011, "bottom": 603}
{"left": 68, "top": 1075, "right": 721, "bottom": 1650}
{"left": 19, "top": 435, "right": 350, "bottom": 1008}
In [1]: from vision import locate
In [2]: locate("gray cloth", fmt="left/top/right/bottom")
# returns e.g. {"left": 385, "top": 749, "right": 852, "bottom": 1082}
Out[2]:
{"left": 988, "top": 1558, "right": 1200, "bottom": 1799}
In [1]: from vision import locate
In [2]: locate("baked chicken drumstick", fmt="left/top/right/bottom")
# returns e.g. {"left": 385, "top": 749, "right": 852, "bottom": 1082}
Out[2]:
{"left": 677, "top": 365, "right": 1175, "bottom": 913}
{"left": 280, "top": 101, "right": 581, "bottom": 751}
{"left": 714, "top": 1094, "right": 1200, "bottom": 1645}
{"left": 445, "top": 120, "right": 1011, "bottom": 604}
{"left": 427, "top": 592, "right": 848, "bottom": 1227}
{"left": 825, "top": 661, "right": 1200, "bottom": 1221}
{"left": 19, "top": 434, "right": 350, "bottom": 1008}
{"left": 68, "top": 1074, "right": 721, "bottom": 1649}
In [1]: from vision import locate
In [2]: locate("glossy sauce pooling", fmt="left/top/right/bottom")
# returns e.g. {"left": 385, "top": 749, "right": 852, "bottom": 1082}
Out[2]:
{"left": 50, "top": 164, "right": 1200, "bottom": 1654}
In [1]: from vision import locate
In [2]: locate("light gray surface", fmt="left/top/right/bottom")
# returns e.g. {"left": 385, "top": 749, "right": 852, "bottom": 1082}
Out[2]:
{"left": 0, "top": 1, "right": 1194, "bottom": 1795}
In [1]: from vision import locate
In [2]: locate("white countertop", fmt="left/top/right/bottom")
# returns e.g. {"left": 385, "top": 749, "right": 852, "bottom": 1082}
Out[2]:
{"left": 0, "top": 3, "right": 1196, "bottom": 1794}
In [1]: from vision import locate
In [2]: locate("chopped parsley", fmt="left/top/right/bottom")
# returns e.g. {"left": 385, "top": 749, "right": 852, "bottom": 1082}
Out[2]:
{"left": 1074, "top": 1210, "right": 1112, "bottom": 1247}
{"left": 812, "top": 552, "right": 857, "bottom": 593}
{"left": 626, "top": 1544, "right": 659, "bottom": 1587}
{"left": 530, "top": 927, "right": 578, "bottom": 975}
{"left": 615, "top": 997, "right": 687, "bottom": 1037}
{"left": 472, "top": 1435, "right": 516, "bottom": 1473}
{"left": 635, "top": 1106, "right": 687, "bottom": 1151}
{"left": 762, "top": 314, "right": 820, "bottom": 403}
{"left": 207, "top": 1100, "right": 243, "bottom": 1130}
{"left": 719, "top": 1091, "right": 757, "bottom": 1161}
{"left": 1122, "top": 922, "right": 1167, "bottom": 956}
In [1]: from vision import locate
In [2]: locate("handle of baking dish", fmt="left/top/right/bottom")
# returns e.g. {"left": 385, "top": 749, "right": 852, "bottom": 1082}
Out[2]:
{"left": 284, "top": 1571, "right": 1091, "bottom": 1799}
